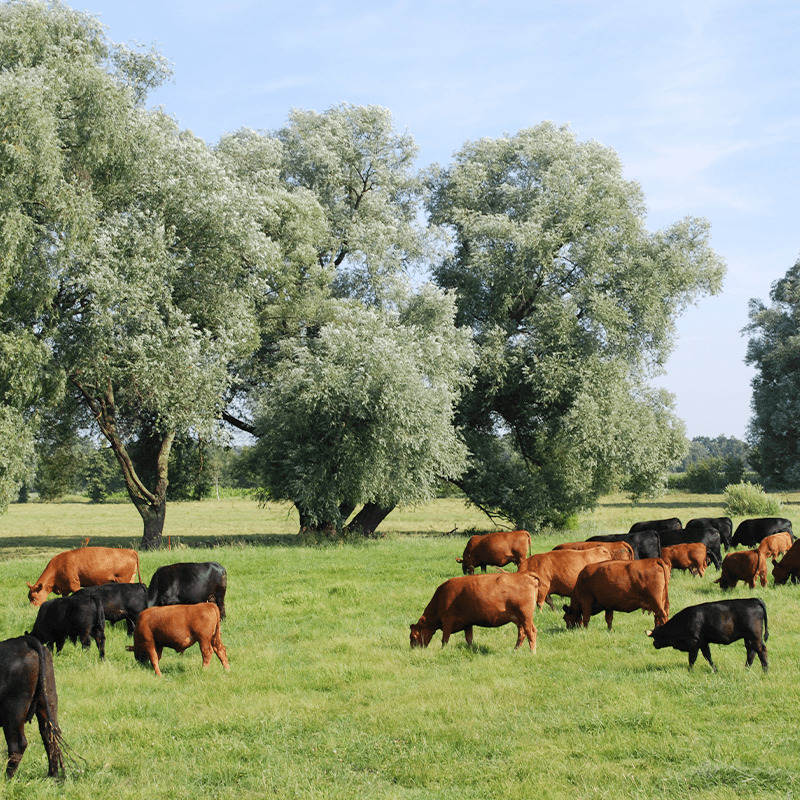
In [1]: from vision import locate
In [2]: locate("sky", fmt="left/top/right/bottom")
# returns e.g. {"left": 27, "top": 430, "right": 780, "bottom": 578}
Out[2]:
{"left": 79, "top": 0, "right": 800, "bottom": 440}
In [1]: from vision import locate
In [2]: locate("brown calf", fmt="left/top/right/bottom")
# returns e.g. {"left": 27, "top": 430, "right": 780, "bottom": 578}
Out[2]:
{"left": 717, "top": 550, "right": 767, "bottom": 590}
{"left": 410, "top": 571, "right": 539, "bottom": 651}
{"left": 757, "top": 531, "right": 793, "bottom": 560}
{"left": 519, "top": 547, "right": 612, "bottom": 609}
{"left": 562, "top": 558, "right": 671, "bottom": 630}
{"left": 553, "top": 540, "right": 634, "bottom": 561}
{"left": 456, "top": 530, "right": 531, "bottom": 574}
{"left": 128, "top": 604, "right": 229, "bottom": 677}
{"left": 660, "top": 543, "right": 708, "bottom": 577}
{"left": 27, "top": 547, "right": 140, "bottom": 606}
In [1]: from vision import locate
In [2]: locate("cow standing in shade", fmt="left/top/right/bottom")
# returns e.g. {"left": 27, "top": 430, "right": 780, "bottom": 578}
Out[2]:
{"left": 27, "top": 546, "right": 140, "bottom": 606}
{"left": 410, "top": 571, "right": 539, "bottom": 650}
{"left": 148, "top": 562, "right": 227, "bottom": 620}
{"left": 455, "top": 530, "right": 531, "bottom": 574}
{"left": 647, "top": 598, "right": 768, "bottom": 672}
{"left": 0, "top": 635, "right": 64, "bottom": 778}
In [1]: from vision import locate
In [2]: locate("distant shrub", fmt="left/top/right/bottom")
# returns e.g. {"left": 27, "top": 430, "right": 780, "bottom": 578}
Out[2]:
{"left": 723, "top": 481, "right": 783, "bottom": 516}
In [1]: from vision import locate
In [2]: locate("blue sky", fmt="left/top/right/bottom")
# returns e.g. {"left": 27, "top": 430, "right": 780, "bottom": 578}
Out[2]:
{"left": 81, "top": 0, "right": 800, "bottom": 440}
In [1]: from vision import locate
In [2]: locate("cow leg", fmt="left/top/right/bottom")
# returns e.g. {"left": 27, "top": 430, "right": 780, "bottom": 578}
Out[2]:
{"left": 214, "top": 642, "right": 230, "bottom": 671}
{"left": 699, "top": 643, "right": 717, "bottom": 673}
{"left": 745, "top": 640, "right": 769, "bottom": 672}
{"left": 199, "top": 639, "right": 214, "bottom": 668}
{"left": 148, "top": 648, "right": 163, "bottom": 677}
{"left": 440, "top": 623, "right": 452, "bottom": 646}
{"left": 604, "top": 609, "right": 614, "bottom": 630}
{"left": 516, "top": 621, "right": 537, "bottom": 653}
{"left": 687, "top": 647, "right": 699, "bottom": 671}
{"left": 544, "top": 594, "right": 555, "bottom": 611}
{"left": 3, "top": 722, "right": 26, "bottom": 779}
{"left": 34, "top": 705, "right": 61, "bottom": 777}
{"left": 463, "top": 626, "right": 474, "bottom": 647}
{"left": 93, "top": 628, "right": 106, "bottom": 660}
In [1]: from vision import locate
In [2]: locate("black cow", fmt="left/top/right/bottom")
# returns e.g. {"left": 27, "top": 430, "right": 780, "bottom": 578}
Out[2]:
{"left": 659, "top": 527, "right": 722, "bottom": 570}
{"left": 732, "top": 517, "right": 794, "bottom": 548}
{"left": 29, "top": 592, "right": 106, "bottom": 659}
{"left": 628, "top": 517, "right": 681, "bottom": 534}
{"left": 647, "top": 598, "right": 768, "bottom": 673}
{"left": 148, "top": 562, "right": 227, "bottom": 620}
{"left": 79, "top": 582, "right": 149, "bottom": 635}
{"left": 586, "top": 530, "right": 661, "bottom": 560}
{"left": 685, "top": 517, "right": 733, "bottom": 550}
{"left": 0, "top": 635, "right": 64, "bottom": 778}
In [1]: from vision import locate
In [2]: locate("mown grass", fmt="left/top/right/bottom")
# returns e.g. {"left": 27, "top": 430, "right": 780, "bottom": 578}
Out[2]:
{"left": 0, "top": 493, "right": 798, "bottom": 799}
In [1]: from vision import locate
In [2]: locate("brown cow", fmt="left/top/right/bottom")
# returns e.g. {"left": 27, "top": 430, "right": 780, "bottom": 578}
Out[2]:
{"left": 757, "top": 531, "right": 793, "bottom": 560}
{"left": 562, "top": 558, "right": 670, "bottom": 630}
{"left": 519, "top": 547, "right": 612, "bottom": 609}
{"left": 27, "top": 547, "right": 140, "bottom": 606}
{"left": 127, "top": 604, "right": 229, "bottom": 677}
{"left": 409, "top": 571, "right": 539, "bottom": 651}
{"left": 773, "top": 539, "right": 800, "bottom": 585}
{"left": 455, "top": 530, "right": 531, "bottom": 574}
{"left": 553, "top": 540, "right": 634, "bottom": 561}
{"left": 660, "top": 543, "right": 708, "bottom": 577}
{"left": 717, "top": 550, "right": 767, "bottom": 590}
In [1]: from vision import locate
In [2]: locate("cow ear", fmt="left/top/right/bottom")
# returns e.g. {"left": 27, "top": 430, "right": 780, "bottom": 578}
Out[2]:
{"left": 455, "top": 558, "right": 462, "bottom": 563}
{"left": 26, "top": 582, "right": 33, "bottom": 589}
{"left": 646, "top": 630, "right": 653, "bottom": 637}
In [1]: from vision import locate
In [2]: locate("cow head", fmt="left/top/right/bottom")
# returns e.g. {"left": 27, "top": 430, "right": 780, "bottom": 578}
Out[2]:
{"left": 27, "top": 582, "right": 47, "bottom": 606}
{"left": 125, "top": 644, "right": 149, "bottom": 664}
{"left": 646, "top": 628, "right": 667, "bottom": 649}
{"left": 409, "top": 622, "right": 434, "bottom": 648}
{"left": 455, "top": 556, "right": 474, "bottom": 575}
{"left": 562, "top": 603, "right": 581, "bottom": 630}
{"left": 772, "top": 559, "right": 791, "bottom": 586}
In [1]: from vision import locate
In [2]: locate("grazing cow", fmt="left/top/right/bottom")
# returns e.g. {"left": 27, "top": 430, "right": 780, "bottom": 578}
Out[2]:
{"left": 659, "top": 527, "right": 722, "bottom": 570}
{"left": 660, "top": 543, "right": 708, "bottom": 577}
{"left": 553, "top": 541, "right": 634, "bottom": 560}
{"left": 686, "top": 517, "right": 733, "bottom": 550}
{"left": 717, "top": 550, "right": 767, "bottom": 590}
{"left": 519, "top": 547, "right": 612, "bottom": 609}
{"left": 455, "top": 530, "right": 531, "bottom": 575}
{"left": 562, "top": 558, "right": 670, "bottom": 630}
{"left": 148, "top": 562, "right": 227, "bottom": 620}
{"left": 629, "top": 517, "right": 682, "bottom": 534}
{"left": 772, "top": 539, "right": 800, "bottom": 585}
{"left": 127, "top": 604, "right": 229, "bottom": 677}
{"left": 757, "top": 531, "right": 793, "bottom": 560}
{"left": 732, "top": 517, "right": 794, "bottom": 548}
{"left": 0, "top": 635, "right": 64, "bottom": 778}
{"left": 27, "top": 546, "right": 140, "bottom": 606}
{"left": 409, "top": 571, "right": 539, "bottom": 650}
{"left": 647, "top": 598, "right": 769, "bottom": 673}
{"left": 79, "top": 582, "right": 149, "bottom": 635}
{"left": 586, "top": 530, "right": 660, "bottom": 560}
{"left": 29, "top": 593, "right": 106, "bottom": 659}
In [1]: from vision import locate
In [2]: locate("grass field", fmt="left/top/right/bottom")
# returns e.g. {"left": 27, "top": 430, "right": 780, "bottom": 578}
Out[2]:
{"left": 0, "top": 493, "right": 798, "bottom": 799}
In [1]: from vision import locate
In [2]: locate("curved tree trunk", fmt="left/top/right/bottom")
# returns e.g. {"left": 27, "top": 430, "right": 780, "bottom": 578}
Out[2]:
{"left": 347, "top": 502, "right": 395, "bottom": 538}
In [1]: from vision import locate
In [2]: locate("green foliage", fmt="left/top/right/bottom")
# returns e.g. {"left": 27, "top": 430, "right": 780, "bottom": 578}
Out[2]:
{"left": 746, "top": 259, "right": 800, "bottom": 488}
{"left": 679, "top": 435, "right": 751, "bottom": 472}
{"left": 85, "top": 446, "right": 125, "bottom": 503}
{"left": 723, "top": 481, "right": 783, "bottom": 516}
{"left": 675, "top": 455, "right": 748, "bottom": 494}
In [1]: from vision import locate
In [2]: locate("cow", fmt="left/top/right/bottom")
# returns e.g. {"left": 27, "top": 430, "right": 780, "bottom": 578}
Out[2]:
{"left": 757, "top": 531, "right": 793, "bottom": 560}
{"left": 553, "top": 541, "right": 634, "bottom": 560}
{"left": 629, "top": 517, "right": 682, "bottom": 534}
{"left": 717, "top": 550, "right": 767, "bottom": 590}
{"left": 562, "top": 558, "right": 670, "bottom": 630}
{"left": 0, "top": 635, "right": 64, "bottom": 778}
{"left": 78, "top": 582, "right": 149, "bottom": 635}
{"left": 519, "top": 547, "right": 612, "bottom": 609}
{"left": 29, "top": 592, "right": 106, "bottom": 659}
{"left": 586, "top": 530, "right": 660, "bottom": 560}
{"left": 772, "top": 539, "right": 800, "bottom": 585}
{"left": 127, "top": 603, "right": 229, "bottom": 677}
{"left": 732, "top": 517, "right": 794, "bottom": 548}
{"left": 455, "top": 530, "right": 531, "bottom": 575}
{"left": 27, "top": 546, "right": 140, "bottom": 606}
{"left": 409, "top": 571, "right": 539, "bottom": 651}
{"left": 647, "top": 598, "right": 769, "bottom": 673}
{"left": 147, "top": 562, "right": 227, "bottom": 620}
{"left": 686, "top": 517, "right": 733, "bottom": 550}
{"left": 659, "top": 543, "right": 708, "bottom": 577}
{"left": 659, "top": 527, "right": 722, "bottom": 570}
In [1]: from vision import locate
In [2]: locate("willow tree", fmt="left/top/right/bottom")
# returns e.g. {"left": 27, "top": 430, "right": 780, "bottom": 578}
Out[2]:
{"left": 0, "top": 1, "right": 273, "bottom": 547}
{"left": 428, "top": 122, "right": 727, "bottom": 528}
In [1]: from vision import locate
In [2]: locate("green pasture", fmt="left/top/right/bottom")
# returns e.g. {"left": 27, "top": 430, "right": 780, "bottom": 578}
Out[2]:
{"left": 0, "top": 494, "right": 798, "bottom": 799}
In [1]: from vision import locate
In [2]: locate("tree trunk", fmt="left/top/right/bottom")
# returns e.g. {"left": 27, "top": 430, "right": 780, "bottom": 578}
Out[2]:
{"left": 139, "top": 501, "right": 167, "bottom": 551}
{"left": 347, "top": 502, "right": 395, "bottom": 538}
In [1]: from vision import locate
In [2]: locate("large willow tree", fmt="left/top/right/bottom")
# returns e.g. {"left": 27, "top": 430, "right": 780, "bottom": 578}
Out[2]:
{"left": 428, "top": 123, "right": 727, "bottom": 528}
{"left": 0, "top": 0, "right": 274, "bottom": 547}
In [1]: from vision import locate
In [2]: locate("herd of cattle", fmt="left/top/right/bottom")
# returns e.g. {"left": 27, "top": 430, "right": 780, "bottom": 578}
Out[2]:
{"left": 411, "top": 515, "right": 800, "bottom": 676}
{"left": 1, "top": 547, "right": 229, "bottom": 778}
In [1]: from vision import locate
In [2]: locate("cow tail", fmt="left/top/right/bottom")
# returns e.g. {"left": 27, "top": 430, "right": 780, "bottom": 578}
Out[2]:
{"left": 134, "top": 551, "right": 142, "bottom": 585}
{"left": 24, "top": 635, "right": 65, "bottom": 775}
{"left": 660, "top": 558, "right": 671, "bottom": 619}
{"left": 526, "top": 530, "right": 532, "bottom": 558}
{"left": 758, "top": 598, "right": 769, "bottom": 642}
